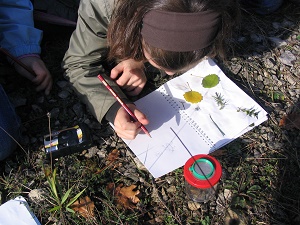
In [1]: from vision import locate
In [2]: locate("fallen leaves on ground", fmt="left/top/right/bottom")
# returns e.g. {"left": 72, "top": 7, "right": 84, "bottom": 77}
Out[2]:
{"left": 279, "top": 111, "right": 300, "bottom": 130}
{"left": 107, "top": 149, "right": 120, "bottom": 162}
{"left": 95, "top": 149, "right": 120, "bottom": 174}
{"left": 187, "top": 201, "right": 201, "bottom": 211}
{"left": 107, "top": 183, "right": 140, "bottom": 210}
{"left": 71, "top": 196, "right": 95, "bottom": 219}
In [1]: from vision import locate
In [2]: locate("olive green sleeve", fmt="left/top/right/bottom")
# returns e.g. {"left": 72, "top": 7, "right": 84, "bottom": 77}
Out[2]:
{"left": 62, "top": 0, "right": 127, "bottom": 123}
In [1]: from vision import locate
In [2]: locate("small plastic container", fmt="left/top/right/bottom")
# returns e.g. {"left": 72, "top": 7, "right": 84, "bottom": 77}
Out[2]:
{"left": 184, "top": 154, "right": 222, "bottom": 202}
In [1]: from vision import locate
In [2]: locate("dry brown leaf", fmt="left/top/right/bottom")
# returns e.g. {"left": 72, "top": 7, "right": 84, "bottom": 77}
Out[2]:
{"left": 107, "top": 149, "right": 120, "bottom": 162}
{"left": 107, "top": 183, "right": 140, "bottom": 210}
{"left": 187, "top": 201, "right": 201, "bottom": 211}
{"left": 119, "top": 184, "right": 140, "bottom": 204}
{"left": 279, "top": 111, "right": 300, "bottom": 130}
{"left": 71, "top": 196, "right": 95, "bottom": 219}
{"left": 95, "top": 149, "right": 120, "bottom": 174}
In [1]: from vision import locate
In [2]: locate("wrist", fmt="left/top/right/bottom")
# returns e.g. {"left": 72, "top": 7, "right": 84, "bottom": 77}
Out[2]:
{"left": 17, "top": 54, "right": 40, "bottom": 60}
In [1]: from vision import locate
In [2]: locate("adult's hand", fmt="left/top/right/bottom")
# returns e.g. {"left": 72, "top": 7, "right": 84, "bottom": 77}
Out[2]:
{"left": 14, "top": 56, "right": 53, "bottom": 95}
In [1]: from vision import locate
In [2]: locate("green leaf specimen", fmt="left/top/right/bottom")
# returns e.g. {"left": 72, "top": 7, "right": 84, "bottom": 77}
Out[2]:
{"left": 202, "top": 74, "right": 219, "bottom": 88}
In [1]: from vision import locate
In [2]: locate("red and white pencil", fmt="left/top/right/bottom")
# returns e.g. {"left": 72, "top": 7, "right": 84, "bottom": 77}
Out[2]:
{"left": 97, "top": 74, "right": 151, "bottom": 138}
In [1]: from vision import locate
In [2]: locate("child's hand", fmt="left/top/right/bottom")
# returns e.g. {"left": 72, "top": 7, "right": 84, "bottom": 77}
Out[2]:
{"left": 14, "top": 56, "right": 53, "bottom": 95}
{"left": 110, "top": 59, "right": 147, "bottom": 96}
{"left": 113, "top": 104, "right": 149, "bottom": 140}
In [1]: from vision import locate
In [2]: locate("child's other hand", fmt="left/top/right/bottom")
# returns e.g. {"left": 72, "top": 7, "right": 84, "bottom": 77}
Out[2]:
{"left": 110, "top": 59, "right": 147, "bottom": 96}
{"left": 113, "top": 104, "right": 149, "bottom": 140}
{"left": 15, "top": 57, "right": 53, "bottom": 95}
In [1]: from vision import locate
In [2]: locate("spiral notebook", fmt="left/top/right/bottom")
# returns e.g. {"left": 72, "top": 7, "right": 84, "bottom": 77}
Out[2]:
{"left": 123, "top": 58, "right": 268, "bottom": 178}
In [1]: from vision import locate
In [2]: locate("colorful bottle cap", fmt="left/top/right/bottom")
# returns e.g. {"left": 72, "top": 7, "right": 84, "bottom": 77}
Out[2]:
{"left": 184, "top": 154, "right": 222, "bottom": 189}
{"left": 189, "top": 158, "right": 215, "bottom": 180}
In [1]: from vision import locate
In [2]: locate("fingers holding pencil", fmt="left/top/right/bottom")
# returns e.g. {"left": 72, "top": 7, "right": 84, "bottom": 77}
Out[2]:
{"left": 0, "top": 48, "right": 53, "bottom": 95}
{"left": 114, "top": 104, "right": 150, "bottom": 140}
{"left": 24, "top": 57, "right": 52, "bottom": 94}
{"left": 15, "top": 56, "right": 53, "bottom": 95}
{"left": 97, "top": 74, "right": 151, "bottom": 138}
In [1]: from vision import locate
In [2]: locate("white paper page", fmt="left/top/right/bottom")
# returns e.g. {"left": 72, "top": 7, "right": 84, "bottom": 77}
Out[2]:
{"left": 0, "top": 196, "right": 41, "bottom": 225}
{"left": 124, "top": 91, "right": 213, "bottom": 178}
{"left": 164, "top": 58, "right": 268, "bottom": 144}
{"left": 123, "top": 58, "right": 268, "bottom": 178}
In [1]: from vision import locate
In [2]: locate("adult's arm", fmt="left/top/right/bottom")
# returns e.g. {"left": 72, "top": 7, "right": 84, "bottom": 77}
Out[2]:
{"left": 0, "top": 0, "right": 42, "bottom": 57}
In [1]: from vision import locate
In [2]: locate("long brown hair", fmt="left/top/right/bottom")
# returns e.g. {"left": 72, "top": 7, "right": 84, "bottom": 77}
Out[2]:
{"left": 107, "top": 0, "right": 240, "bottom": 72}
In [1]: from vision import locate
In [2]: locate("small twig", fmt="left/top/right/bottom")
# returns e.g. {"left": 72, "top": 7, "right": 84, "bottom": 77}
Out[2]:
{"left": 209, "top": 114, "right": 225, "bottom": 136}
{"left": 245, "top": 157, "right": 287, "bottom": 161}
{"left": 150, "top": 178, "right": 183, "bottom": 225}
{"left": 94, "top": 196, "right": 125, "bottom": 225}
{"left": 94, "top": 161, "right": 114, "bottom": 174}
{"left": 0, "top": 125, "right": 27, "bottom": 155}
{"left": 46, "top": 112, "right": 53, "bottom": 171}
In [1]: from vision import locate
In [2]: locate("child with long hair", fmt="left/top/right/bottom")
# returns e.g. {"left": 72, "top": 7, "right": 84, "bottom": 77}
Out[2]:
{"left": 62, "top": 0, "right": 240, "bottom": 139}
